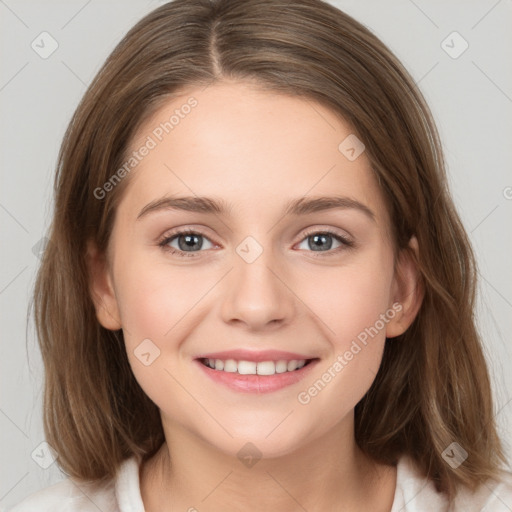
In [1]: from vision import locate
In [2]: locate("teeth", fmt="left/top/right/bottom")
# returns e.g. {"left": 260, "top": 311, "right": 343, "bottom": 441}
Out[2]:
{"left": 223, "top": 359, "right": 237, "bottom": 372}
{"left": 287, "top": 360, "right": 298, "bottom": 371}
{"left": 275, "top": 360, "right": 288, "bottom": 373}
{"left": 257, "top": 361, "right": 275, "bottom": 375}
{"left": 238, "top": 361, "right": 257, "bottom": 375}
{"left": 203, "top": 358, "right": 309, "bottom": 375}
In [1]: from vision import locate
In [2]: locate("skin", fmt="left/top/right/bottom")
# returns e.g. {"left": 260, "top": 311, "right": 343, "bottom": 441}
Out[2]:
{"left": 88, "top": 80, "right": 423, "bottom": 512}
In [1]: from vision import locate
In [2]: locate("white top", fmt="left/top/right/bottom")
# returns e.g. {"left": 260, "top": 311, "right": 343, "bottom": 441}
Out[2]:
{"left": 8, "top": 454, "right": 512, "bottom": 511}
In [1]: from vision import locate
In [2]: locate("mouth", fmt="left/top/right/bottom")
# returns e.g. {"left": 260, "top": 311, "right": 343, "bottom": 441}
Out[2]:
{"left": 199, "top": 357, "right": 315, "bottom": 375}
{"left": 194, "top": 351, "right": 320, "bottom": 393}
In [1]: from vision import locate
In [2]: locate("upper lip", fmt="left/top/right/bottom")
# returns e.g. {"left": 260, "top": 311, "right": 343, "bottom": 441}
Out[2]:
{"left": 195, "top": 349, "right": 316, "bottom": 362}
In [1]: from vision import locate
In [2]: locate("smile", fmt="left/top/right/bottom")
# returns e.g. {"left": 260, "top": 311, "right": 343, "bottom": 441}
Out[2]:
{"left": 200, "top": 358, "right": 312, "bottom": 375}
{"left": 195, "top": 351, "right": 319, "bottom": 393}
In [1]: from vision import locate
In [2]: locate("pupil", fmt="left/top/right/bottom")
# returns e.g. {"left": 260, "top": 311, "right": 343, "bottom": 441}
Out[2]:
{"left": 179, "top": 234, "right": 201, "bottom": 251}
{"left": 311, "top": 234, "right": 332, "bottom": 251}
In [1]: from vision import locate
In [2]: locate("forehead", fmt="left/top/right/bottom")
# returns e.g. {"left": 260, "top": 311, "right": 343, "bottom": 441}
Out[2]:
{"left": 117, "top": 80, "right": 389, "bottom": 227}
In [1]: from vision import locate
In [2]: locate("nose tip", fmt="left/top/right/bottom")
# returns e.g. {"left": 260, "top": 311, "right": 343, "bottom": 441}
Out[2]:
{"left": 220, "top": 253, "right": 295, "bottom": 331}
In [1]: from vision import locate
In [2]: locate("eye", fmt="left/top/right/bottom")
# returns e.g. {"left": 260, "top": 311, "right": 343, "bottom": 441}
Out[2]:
{"left": 296, "top": 229, "right": 354, "bottom": 256}
{"left": 158, "top": 229, "right": 215, "bottom": 258}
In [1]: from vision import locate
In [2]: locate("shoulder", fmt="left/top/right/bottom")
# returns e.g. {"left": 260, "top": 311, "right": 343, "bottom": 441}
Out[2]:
{"left": 453, "top": 467, "right": 512, "bottom": 512}
{"left": 7, "top": 478, "right": 117, "bottom": 512}
{"left": 392, "top": 455, "right": 512, "bottom": 512}
{"left": 7, "top": 456, "right": 143, "bottom": 512}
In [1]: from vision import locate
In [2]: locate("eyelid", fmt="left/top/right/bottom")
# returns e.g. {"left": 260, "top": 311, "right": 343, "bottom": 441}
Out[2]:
{"left": 299, "top": 226, "right": 353, "bottom": 244}
{"left": 157, "top": 227, "right": 217, "bottom": 252}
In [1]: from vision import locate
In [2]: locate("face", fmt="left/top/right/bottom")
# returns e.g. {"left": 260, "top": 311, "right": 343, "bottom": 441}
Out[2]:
{"left": 89, "top": 80, "right": 420, "bottom": 459}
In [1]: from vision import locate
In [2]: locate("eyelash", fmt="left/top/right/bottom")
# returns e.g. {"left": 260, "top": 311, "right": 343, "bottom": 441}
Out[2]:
{"left": 157, "top": 227, "right": 354, "bottom": 259}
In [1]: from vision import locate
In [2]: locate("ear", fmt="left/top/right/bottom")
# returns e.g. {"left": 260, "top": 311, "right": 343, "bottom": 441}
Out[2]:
{"left": 85, "top": 240, "right": 122, "bottom": 330}
{"left": 385, "top": 235, "right": 424, "bottom": 338}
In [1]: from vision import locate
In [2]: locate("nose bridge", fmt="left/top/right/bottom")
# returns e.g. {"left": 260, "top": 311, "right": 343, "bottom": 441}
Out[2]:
{"left": 220, "top": 235, "right": 295, "bottom": 329}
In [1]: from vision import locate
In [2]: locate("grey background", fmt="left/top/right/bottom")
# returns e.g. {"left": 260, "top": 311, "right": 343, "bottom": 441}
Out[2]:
{"left": 1, "top": 0, "right": 511, "bottom": 509}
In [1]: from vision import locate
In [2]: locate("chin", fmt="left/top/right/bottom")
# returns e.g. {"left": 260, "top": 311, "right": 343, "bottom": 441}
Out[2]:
{"left": 196, "top": 416, "right": 318, "bottom": 462}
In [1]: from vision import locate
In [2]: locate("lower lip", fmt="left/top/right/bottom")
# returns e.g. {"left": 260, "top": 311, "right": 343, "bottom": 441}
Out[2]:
{"left": 194, "top": 359, "right": 319, "bottom": 393}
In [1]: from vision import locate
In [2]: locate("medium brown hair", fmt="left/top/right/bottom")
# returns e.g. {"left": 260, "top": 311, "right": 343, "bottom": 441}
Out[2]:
{"left": 32, "top": 0, "right": 507, "bottom": 502}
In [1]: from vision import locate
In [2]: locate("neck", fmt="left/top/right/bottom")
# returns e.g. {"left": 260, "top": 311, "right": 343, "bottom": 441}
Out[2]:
{"left": 140, "top": 415, "right": 396, "bottom": 512}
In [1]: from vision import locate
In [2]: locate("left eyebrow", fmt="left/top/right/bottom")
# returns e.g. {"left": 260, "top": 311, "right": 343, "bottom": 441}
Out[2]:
{"left": 136, "top": 195, "right": 376, "bottom": 222}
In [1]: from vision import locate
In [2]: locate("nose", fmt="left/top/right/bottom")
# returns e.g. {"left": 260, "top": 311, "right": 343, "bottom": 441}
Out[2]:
{"left": 220, "top": 249, "right": 296, "bottom": 331}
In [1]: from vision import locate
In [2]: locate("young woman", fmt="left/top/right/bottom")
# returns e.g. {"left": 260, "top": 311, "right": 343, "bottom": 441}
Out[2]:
{"left": 11, "top": 0, "right": 511, "bottom": 510}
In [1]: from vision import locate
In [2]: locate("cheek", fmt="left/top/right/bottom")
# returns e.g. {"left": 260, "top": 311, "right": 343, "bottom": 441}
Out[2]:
{"left": 303, "top": 251, "right": 395, "bottom": 349}
{"left": 113, "top": 254, "right": 214, "bottom": 344}
{"left": 112, "top": 257, "right": 211, "bottom": 406}
{"left": 293, "top": 250, "right": 395, "bottom": 412}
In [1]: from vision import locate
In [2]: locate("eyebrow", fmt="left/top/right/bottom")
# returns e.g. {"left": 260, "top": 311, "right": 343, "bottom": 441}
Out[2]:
{"left": 136, "top": 195, "right": 376, "bottom": 222}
